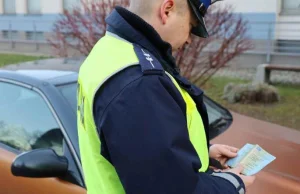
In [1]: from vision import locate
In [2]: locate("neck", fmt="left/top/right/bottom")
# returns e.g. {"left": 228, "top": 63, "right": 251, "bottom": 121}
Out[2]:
{"left": 128, "top": 8, "right": 169, "bottom": 50}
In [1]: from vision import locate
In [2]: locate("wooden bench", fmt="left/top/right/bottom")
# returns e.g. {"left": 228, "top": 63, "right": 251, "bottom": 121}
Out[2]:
{"left": 253, "top": 64, "right": 300, "bottom": 84}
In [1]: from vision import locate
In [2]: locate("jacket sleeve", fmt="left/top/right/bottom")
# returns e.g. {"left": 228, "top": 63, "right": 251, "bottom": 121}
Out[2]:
{"left": 96, "top": 74, "right": 245, "bottom": 194}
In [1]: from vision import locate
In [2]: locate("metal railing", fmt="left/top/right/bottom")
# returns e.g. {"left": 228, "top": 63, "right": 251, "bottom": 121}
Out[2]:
{"left": 248, "top": 21, "right": 300, "bottom": 63}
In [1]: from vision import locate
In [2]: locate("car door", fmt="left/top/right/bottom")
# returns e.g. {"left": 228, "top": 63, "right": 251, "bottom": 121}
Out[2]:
{"left": 0, "top": 80, "right": 86, "bottom": 194}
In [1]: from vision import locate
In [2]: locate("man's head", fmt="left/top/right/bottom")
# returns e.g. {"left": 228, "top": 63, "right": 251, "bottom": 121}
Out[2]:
{"left": 129, "top": 0, "right": 218, "bottom": 51}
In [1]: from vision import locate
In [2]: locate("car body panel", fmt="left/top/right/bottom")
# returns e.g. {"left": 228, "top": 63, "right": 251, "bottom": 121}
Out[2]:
{"left": 212, "top": 112, "right": 300, "bottom": 194}
{"left": 0, "top": 147, "right": 86, "bottom": 194}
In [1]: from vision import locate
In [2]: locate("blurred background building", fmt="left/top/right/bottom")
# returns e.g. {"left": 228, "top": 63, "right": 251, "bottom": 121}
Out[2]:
{"left": 0, "top": 0, "right": 79, "bottom": 41}
{"left": 228, "top": 0, "right": 300, "bottom": 53}
{"left": 0, "top": 0, "right": 300, "bottom": 66}
{"left": 0, "top": 0, "right": 80, "bottom": 55}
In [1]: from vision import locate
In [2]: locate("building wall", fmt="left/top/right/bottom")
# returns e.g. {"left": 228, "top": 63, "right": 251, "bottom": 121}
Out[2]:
{"left": 0, "top": 1, "right": 3, "bottom": 13}
{"left": 276, "top": 0, "right": 300, "bottom": 41}
{"left": 223, "top": 0, "right": 300, "bottom": 41}
{"left": 43, "top": 0, "right": 63, "bottom": 14}
{"left": 223, "top": 0, "right": 278, "bottom": 13}
{"left": 0, "top": 0, "right": 65, "bottom": 14}
{"left": 0, "top": 0, "right": 77, "bottom": 37}
{"left": 220, "top": 0, "right": 278, "bottom": 40}
{"left": 16, "top": 0, "right": 27, "bottom": 14}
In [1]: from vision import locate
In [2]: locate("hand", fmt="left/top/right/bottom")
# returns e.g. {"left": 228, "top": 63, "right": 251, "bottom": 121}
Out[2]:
{"left": 209, "top": 144, "right": 239, "bottom": 169}
{"left": 224, "top": 165, "right": 256, "bottom": 188}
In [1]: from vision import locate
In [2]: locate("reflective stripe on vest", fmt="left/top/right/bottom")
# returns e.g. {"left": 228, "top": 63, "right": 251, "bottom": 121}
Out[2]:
{"left": 77, "top": 32, "right": 209, "bottom": 194}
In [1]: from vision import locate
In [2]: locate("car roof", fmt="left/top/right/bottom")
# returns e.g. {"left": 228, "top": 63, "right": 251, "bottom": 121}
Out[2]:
{"left": 0, "top": 57, "right": 83, "bottom": 86}
{"left": 15, "top": 70, "right": 75, "bottom": 80}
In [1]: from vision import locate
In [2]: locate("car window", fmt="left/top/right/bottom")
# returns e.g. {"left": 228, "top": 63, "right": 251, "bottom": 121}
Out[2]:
{"left": 203, "top": 96, "right": 233, "bottom": 140}
{"left": 205, "top": 101, "right": 224, "bottom": 125}
{"left": 57, "top": 83, "right": 77, "bottom": 112}
{"left": 0, "top": 81, "right": 63, "bottom": 155}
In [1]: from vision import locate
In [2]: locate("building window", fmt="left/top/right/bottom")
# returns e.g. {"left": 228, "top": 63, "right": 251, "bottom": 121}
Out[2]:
{"left": 2, "top": 31, "right": 18, "bottom": 40}
{"left": 26, "top": 31, "right": 45, "bottom": 41}
{"left": 63, "top": 0, "right": 80, "bottom": 12}
{"left": 282, "top": 0, "right": 300, "bottom": 15}
{"left": 27, "top": 0, "right": 41, "bottom": 14}
{"left": 3, "top": 0, "right": 16, "bottom": 14}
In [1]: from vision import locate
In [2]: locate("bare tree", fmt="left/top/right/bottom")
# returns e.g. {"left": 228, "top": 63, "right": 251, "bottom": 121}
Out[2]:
{"left": 48, "top": 0, "right": 129, "bottom": 57}
{"left": 49, "top": 1, "right": 252, "bottom": 86}
{"left": 175, "top": 5, "right": 253, "bottom": 86}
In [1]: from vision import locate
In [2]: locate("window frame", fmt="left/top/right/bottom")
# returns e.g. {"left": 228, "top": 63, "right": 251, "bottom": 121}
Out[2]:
{"left": 2, "top": 0, "right": 16, "bottom": 15}
{"left": 281, "top": 0, "right": 300, "bottom": 15}
{"left": 26, "top": 0, "right": 42, "bottom": 15}
{"left": 25, "top": 31, "right": 45, "bottom": 41}
{"left": 2, "top": 30, "right": 18, "bottom": 40}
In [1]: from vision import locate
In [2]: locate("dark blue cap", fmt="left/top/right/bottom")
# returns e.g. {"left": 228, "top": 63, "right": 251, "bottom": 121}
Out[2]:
{"left": 187, "top": 0, "right": 222, "bottom": 38}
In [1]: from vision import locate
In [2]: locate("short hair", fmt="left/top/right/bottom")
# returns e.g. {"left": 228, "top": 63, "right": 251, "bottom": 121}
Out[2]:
{"left": 129, "top": 0, "right": 187, "bottom": 17}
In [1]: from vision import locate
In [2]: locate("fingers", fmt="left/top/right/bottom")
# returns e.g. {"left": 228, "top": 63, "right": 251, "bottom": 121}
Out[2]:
{"left": 219, "top": 158, "right": 229, "bottom": 168}
{"left": 225, "top": 145, "right": 239, "bottom": 153}
{"left": 221, "top": 146, "right": 238, "bottom": 158}
{"left": 223, "top": 166, "right": 256, "bottom": 188}
{"left": 231, "top": 165, "right": 244, "bottom": 174}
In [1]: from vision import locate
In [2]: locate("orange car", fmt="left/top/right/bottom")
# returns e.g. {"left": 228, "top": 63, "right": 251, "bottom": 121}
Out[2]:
{"left": 0, "top": 68, "right": 299, "bottom": 194}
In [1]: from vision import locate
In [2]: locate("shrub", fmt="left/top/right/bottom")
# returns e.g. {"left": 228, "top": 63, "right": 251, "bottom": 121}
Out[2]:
{"left": 222, "top": 83, "right": 280, "bottom": 104}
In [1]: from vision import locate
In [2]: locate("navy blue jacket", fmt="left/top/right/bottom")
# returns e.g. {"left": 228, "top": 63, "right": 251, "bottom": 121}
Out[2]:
{"left": 93, "top": 7, "right": 245, "bottom": 194}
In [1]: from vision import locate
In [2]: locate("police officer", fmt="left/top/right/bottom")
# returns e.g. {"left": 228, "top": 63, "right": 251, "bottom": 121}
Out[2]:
{"left": 77, "top": 0, "right": 255, "bottom": 194}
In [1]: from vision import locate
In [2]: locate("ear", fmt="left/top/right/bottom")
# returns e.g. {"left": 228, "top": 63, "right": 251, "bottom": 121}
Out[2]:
{"left": 160, "top": 0, "right": 175, "bottom": 25}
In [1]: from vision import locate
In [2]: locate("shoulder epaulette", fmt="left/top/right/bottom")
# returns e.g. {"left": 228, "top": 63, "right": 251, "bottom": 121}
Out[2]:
{"left": 133, "top": 44, "right": 164, "bottom": 75}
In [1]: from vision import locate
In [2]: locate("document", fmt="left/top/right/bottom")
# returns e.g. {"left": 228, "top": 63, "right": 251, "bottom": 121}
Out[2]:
{"left": 226, "top": 144, "right": 276, "bottom": 176}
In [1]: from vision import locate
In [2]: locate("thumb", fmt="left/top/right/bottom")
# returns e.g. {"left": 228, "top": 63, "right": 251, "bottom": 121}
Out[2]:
{"left": 222, "top": 147, "right": 238, "bottom": 158}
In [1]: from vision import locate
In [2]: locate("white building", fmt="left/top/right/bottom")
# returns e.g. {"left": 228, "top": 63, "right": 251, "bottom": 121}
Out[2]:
{"left": 0, "top": 0, "right": 299, "bottom": 56}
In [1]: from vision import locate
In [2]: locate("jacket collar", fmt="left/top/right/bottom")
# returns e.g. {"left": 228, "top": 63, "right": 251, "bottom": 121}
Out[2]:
{"left": 105, "top": 7, "right": 179, "bottom": 75}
